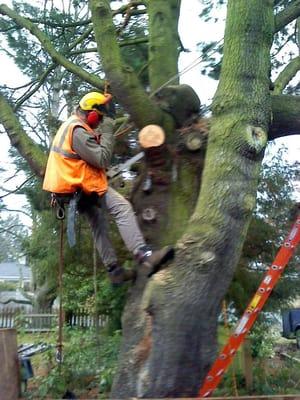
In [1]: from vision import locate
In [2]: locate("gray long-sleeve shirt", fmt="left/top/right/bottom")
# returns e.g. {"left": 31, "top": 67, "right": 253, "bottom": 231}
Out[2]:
{"left": 72, "top": 117, "right": 115, "bottom": 169}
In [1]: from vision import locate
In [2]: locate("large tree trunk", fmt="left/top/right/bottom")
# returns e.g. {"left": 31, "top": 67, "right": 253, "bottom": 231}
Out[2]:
{"left": 111, "top": 1, "right": 274, "bottom": 397}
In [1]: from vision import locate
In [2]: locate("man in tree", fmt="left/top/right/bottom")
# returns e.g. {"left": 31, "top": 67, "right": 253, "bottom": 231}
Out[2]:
{"left": 1, "top": 0, "right": 300, "bottom": 396}
{"left": 42, "top": 91, "right": 174, "bottom": 285}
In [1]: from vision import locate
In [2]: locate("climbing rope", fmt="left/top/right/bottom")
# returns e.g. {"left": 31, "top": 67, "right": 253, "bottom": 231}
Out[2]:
{"left": 56, "top": 217, "right": 64, "bottom": 364}
{"left": 53, "top": 199, "right": 65, "bottom": 365}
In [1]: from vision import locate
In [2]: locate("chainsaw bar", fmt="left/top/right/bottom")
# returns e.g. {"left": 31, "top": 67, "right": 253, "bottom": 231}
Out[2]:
{"left": 106, "top": 151, "right": 145, "bottom": 180}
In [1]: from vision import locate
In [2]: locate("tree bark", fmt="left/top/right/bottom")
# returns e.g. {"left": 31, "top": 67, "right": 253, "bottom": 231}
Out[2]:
{"left": 111, "top": 1, "right": 274, "bottom": 397}
{"left": 0, "top": 92, "right": 46, "bottom": 177}
{"left": 274, "top": 0, "right": 300, "bottom": 33}
{"left": 270, "top": 95, "right": 300, "bottom": 139}
{"left": 148, "top": 0, "right": 181, "bottom": 91}
{"left": 89, "top": 0, "right": 174, "bottom": 131}
{"left": 0, "top": 2, "right": 299, "bottom": 397}
{"left": 273, "top": 56, "right": 300, "bottom": 94}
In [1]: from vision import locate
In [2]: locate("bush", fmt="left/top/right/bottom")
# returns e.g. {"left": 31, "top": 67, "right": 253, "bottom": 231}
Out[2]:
{"left": 23, "top": 327, "right": 122, "bottom": 399}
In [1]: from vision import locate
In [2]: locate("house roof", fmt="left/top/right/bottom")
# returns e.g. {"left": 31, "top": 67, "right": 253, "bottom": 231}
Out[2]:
{"left": 0, "top": 262, "right": 32, "bottom": 281}
{"left": 0, "top": 290, "right": 32, "bottom": 304}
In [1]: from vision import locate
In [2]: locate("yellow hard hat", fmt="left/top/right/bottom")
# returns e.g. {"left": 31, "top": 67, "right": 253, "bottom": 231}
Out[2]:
{"left": 79, "top": 91, "right": 112, "bottom": 111}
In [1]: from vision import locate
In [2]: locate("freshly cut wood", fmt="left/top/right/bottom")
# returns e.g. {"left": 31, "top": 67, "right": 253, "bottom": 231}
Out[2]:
{"left": 138, "top": 124, "right": 165, "bottom": 148}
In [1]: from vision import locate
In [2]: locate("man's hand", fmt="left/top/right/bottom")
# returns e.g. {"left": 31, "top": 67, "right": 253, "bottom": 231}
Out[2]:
{"left": 100, "top": 116, "right": 115, "bottom": 133}
{"left": 97, "top": 100, "right": 116, "bottom": 119}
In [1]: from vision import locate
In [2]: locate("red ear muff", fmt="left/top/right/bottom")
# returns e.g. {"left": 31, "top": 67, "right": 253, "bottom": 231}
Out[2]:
{"left": 87, "top": 111, "right": 101, "bottom": 128}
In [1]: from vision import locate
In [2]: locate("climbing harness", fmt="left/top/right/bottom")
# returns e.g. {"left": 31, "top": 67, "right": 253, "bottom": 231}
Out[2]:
{"left": 198, "top": 212, "right": 300, "bottom": 398}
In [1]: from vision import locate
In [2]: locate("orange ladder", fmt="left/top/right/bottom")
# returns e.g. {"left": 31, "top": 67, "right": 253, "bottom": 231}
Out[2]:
{"left": 198, "top": 213, "right": 300, "bottom": 398}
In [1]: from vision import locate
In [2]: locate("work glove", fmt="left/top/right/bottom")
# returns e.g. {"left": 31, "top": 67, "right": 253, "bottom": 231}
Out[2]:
{"left": 99, "top": 116, "right": 115, "bottom": 135}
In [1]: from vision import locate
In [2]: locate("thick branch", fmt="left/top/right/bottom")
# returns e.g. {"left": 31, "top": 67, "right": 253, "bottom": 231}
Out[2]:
{"left": 0, "top": 93, "right": 46, "bottom": 177}
{"left": 0, "top": 4, "right": 104, "bottom": 90}
{"left": 148, "top": 0, "right": 181, "bottom": 91}
{"left": 274, "top": 0, "right": 300, "bottom": 33}
{"left": 270, "top": 94, "right": 300, "bottom": 139}
{"left": 89, "top": 0, "right": 174, "bottom": 131}
{"left": 273, "top": 56, "right": 300, "bottom": 94}
{"left": 116, "top": 1, "right": 146, "bottom": 14}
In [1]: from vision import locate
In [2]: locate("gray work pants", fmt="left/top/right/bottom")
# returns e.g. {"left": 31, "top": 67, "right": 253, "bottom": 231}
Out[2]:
{"left": 84, "top": 187, "right": 145, "bottom": 267}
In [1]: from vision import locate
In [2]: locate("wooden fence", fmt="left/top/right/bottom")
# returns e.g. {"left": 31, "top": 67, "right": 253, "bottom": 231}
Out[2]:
{"left": 0, "top": 307, "right": 107, "bottom": 332}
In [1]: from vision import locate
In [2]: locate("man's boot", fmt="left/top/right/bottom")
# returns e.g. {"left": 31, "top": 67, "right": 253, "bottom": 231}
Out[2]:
{"left": 106, "top": 264, "right": 136, "bottom": 286}
{"left": 136, "top": 245, "right": 175, "bottom": 277}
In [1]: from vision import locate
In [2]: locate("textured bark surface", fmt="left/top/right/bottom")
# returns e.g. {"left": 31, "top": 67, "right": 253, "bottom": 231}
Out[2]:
{"left": 111, "top": 1, "right": 274, "bottom": 397}
{"left": 89, "top": 0, "right": 174, "bottom": 131}
{"left": 148, "top": 0, "right": 181, "bottom": 91}
{"left": 0, "top": 93, "right": 47, "bottom": 177}
{"left": 0, "top": 1, "right": 299, "bottom": 398}
{"left": 270, "top": 95, "right": 300, "bottom": 139}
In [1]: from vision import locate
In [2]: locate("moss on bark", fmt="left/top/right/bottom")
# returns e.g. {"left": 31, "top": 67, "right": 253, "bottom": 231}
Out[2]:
{"left": 89, "top": 0, "right": 174, "bottom": 130}
{"left": 0, "top": 93, "right": 47, "bottom": 177}
{"left": 148, "top": 0, "right": 181, "bottom": 91}
{"left": 111, "top": 1, "right": 275, "bottom": 397}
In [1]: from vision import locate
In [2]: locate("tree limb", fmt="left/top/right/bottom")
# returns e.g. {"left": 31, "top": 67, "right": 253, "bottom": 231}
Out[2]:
{"left": 15, "top": 64, "right": 57, "bottom": 109}
{"left": 270, "top": 94, "right": 300, "bottom": 139}
{"left": 0, "top": 93, "right": 46, "bottom": 177}
{"left": 89, "top": 0, "right": 174, "bottom": 131}
{"left": 28, "top": 18, "right": 91, "bottom": 28}
{"left": 274, "top": 0, "right": 300, "bottom": 33}
{"left": 0, "top": 4, "right": 105, "bottom": 90}
{"left": 14, "top": 27, "right": 94, "bottom": 106}
{"left": 69, "top": 37, "right": 149, "bottom": 56}
{"left": 116, "top": 1, "right": 147, "bottom": 14}
{"left": 28, "top": 2, "right": 146, "bottom": 28}
{"left": 273, "top": 56, "right": 300, "bottom": 94}
{"left": 147, "top": 0, "right": 181, "bottom": 91}
{"left": 3, "top": 208, "right": 32, "bottom": 218}
{"left": 0, "top": 174, "right": 35, "bottom": 198}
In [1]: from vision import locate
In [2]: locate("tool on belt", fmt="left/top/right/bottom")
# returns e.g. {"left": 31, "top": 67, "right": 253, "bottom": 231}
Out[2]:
{"left": 51, "top": 152, "right": 145, "bottom": 247}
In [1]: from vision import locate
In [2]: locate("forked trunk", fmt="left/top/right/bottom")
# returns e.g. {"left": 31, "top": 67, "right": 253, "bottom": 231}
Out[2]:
{"left": 111, "top": 1, "right": 274, "bottom": 397}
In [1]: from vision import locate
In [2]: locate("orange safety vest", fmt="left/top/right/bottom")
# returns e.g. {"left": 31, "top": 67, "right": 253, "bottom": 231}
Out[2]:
{"left": 43, "top": 115, "right": 108, "bottom": 196}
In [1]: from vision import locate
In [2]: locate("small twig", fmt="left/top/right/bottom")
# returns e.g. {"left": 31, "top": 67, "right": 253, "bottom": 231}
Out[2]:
{"left": 0, "top": 175, "right": 35, "bottom": 199}
{"left": 3, "top": 208, "right": 32, "bottom": 218}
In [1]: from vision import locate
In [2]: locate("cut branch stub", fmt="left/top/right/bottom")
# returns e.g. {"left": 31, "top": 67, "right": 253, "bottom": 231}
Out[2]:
{"left": 184, "top": 131, "right": 203, "bottom": 151}
{"left": 138, "top": 124, "right": 168, "bottom": 173}
{"left": 138, "top": 124, "right": 165, "bottom": 149}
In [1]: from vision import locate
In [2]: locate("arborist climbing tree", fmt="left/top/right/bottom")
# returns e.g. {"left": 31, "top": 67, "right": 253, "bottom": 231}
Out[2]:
{"left": 42, "top": 91, "right": 175, "bottom": 285}
{"left": 1, "top": 1, "right": 300, "bottom": 398}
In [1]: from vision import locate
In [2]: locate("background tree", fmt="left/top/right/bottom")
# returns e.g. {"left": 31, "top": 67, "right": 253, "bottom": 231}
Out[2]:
{"left": 0, "top": 212, "right": 28, "bottom": 262}
{"left": 0, "top": 0, "right": 300, "bottom": 397}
